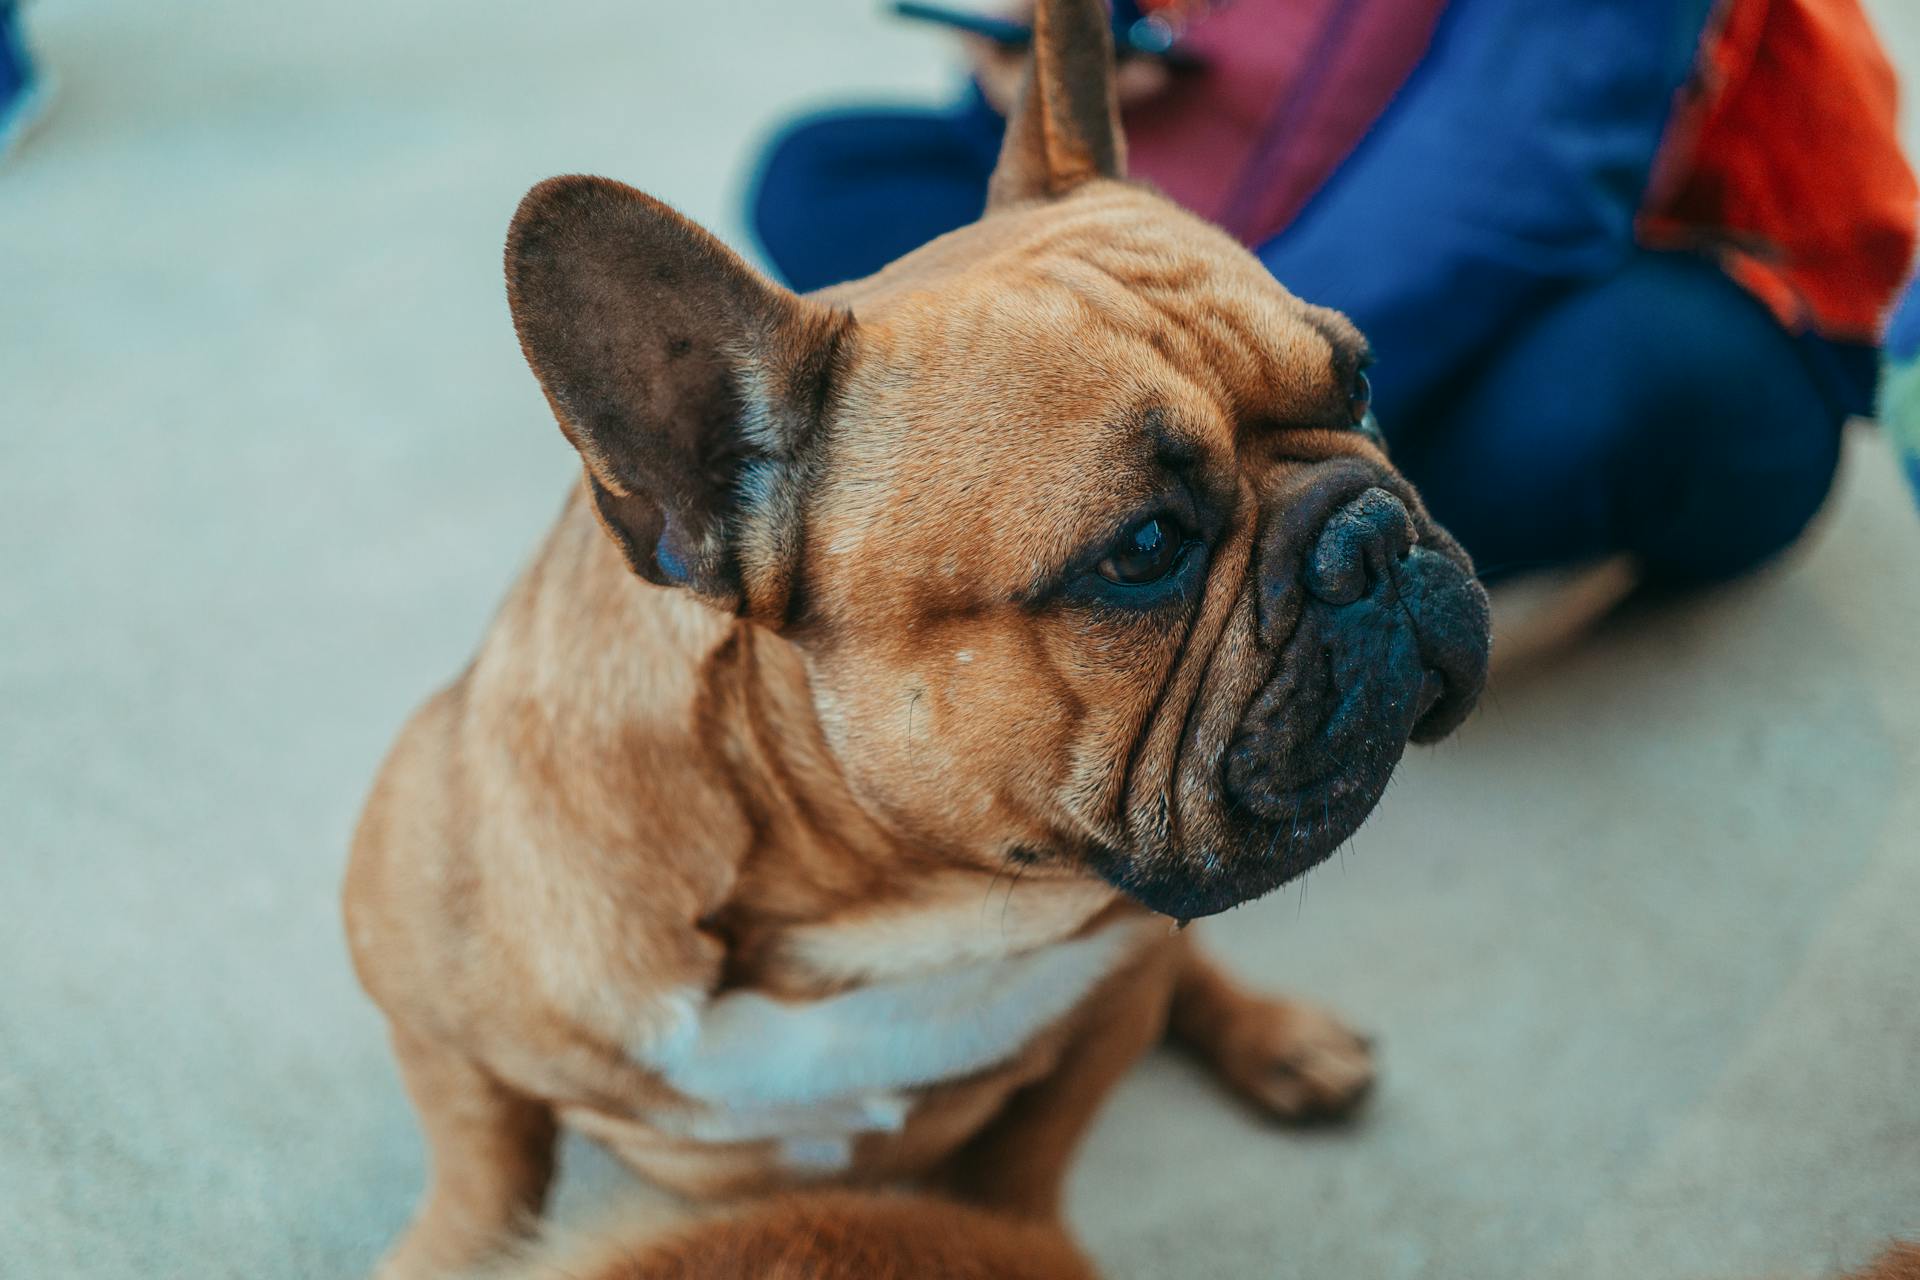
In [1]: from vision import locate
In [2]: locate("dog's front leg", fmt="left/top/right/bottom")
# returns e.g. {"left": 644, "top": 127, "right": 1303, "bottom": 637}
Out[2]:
{"left": 377, "top": 1022, "right": 558, "bottom": 1280}
{"left": 1167, "top": 934, "right": 1376, "bottom": 1121}
{"left": 936, "top": 938, "right": 1183, "bottom": 1220}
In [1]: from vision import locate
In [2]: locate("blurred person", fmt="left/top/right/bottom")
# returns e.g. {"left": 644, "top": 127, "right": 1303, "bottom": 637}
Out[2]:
{"left": 0, "top": 1, "right": 50, "bottom": 158}
{"left": 751, "top": 0, "right": 1917, "bottom": 596}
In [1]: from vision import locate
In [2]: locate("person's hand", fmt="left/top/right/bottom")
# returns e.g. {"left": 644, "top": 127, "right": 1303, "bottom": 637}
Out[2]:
{"left": 967, "top": 7, "right": 1172, "bottom": 116}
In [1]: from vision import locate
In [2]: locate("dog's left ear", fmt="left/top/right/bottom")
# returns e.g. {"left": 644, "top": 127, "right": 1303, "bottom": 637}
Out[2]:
{"left": 507, "top": 175, "right": 850, "bottom": 617}
{"left": 986, "top": 0, "right": 1127, "bottom": 208}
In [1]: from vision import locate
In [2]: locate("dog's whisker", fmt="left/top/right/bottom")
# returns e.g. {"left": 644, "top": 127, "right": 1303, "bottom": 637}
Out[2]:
{"left": 998, "top": 858, "right": 1031, "bottom": 934}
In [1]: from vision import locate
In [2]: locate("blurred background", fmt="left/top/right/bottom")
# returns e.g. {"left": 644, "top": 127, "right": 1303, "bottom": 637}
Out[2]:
{"left": 2, "top": 2, "right": 1917, "bottom": 1277}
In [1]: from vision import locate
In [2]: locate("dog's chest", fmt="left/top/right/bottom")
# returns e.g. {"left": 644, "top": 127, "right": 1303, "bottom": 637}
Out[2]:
{"left": 634, "top": 897, "right": 1149, "bottom": 1169}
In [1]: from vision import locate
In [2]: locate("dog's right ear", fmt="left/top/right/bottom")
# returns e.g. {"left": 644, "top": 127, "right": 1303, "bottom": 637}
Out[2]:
{"left": 507, "top": 175, "right": 850, "bottom": 616}
{"left": 986, "top": 0, "right": 1127, "bottom": 208}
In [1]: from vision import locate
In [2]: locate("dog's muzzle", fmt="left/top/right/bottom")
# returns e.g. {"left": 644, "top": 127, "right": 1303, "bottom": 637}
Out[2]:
{"left": 1227, "top": 462, "right": 1489, "bottom": 879}
{"left": 1106, "top": 460, "right": 1490, "bottom": 920}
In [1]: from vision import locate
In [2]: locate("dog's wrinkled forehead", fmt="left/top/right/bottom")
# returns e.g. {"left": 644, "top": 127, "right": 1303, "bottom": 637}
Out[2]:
{"left": 834, "top": 184, "right": 1352, "bottom": 414}
{"left": 806, "top": 186, "right": 1369, "bottom": 604}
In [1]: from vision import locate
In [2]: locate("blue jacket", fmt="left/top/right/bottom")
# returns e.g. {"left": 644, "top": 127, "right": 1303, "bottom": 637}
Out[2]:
{"left": 1257, "top": 0, "right": 1718, "bottom": 425}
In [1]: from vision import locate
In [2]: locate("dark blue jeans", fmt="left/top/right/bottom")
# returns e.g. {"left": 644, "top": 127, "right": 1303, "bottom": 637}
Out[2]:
{"left": 749, "top": 95, "right": 1869, "bottom": 586}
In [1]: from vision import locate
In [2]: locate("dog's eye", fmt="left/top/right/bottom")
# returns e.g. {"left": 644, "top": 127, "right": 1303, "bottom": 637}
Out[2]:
{"left": 1097, "top": 516, "right": 1185, "bottom": 585}
{"left": 1349, "top": 369, "right": 1373, "bottom": 425}
{"left": 1349, "top": 367, "right": 1387, "bottom": 446}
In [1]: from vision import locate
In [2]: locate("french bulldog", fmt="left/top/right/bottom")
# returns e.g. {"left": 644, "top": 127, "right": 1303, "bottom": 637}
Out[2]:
{"left": 344, "top": 1, "right": 1490, "bottom": 1274}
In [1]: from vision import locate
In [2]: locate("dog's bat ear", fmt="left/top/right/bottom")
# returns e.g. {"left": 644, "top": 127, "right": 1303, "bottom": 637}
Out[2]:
{"left": 986, "top": 0, "right": 1127, "bottom": 208}
{"left": 506, "top": 175, "right": 851, "bottom": 616}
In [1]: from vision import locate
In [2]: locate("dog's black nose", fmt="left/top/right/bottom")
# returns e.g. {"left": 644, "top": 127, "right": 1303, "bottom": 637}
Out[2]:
{"left": 1303, "top": 487, "right": 1414, "bottom": 606}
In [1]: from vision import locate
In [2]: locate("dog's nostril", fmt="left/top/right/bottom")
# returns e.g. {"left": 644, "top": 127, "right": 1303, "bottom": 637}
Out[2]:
{"left": 1303, "top": 487, "right": 1414, "bottom": 606}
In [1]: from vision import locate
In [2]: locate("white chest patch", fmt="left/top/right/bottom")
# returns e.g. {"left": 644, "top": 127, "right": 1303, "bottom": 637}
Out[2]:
{"left": 639, "top": 917, "right": 1150, "bottom": 1140}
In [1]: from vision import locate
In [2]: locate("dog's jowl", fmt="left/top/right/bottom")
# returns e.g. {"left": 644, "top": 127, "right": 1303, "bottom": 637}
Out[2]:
{"left": 344, "top": 1, "right": 1490, "bottom": 1274}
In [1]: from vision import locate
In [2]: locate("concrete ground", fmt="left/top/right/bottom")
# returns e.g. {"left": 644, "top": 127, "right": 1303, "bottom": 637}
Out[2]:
{"left": 2, "top": 3, "right": 1916, "bottom": 1277}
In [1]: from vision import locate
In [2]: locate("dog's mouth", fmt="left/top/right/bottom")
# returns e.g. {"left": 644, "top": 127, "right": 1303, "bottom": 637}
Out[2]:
{"left": 1095, "top": 511, "right": 1490, "bottom": 921}
{"left": 1224, "top": 545, "right": 1488, "bottom": 869}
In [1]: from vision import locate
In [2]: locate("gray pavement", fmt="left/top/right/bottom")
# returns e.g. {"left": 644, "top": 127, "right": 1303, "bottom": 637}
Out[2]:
{"left": 2, "top": 3, "right": 1915, "bottom": 1276}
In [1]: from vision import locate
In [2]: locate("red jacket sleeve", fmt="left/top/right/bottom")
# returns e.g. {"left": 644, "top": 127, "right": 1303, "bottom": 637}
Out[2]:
{"left": 1639, "top": 0, "right": 1918, "bottom": 342}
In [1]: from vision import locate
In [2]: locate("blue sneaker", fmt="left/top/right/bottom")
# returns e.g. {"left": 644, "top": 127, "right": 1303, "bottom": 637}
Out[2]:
{"left": 1, "top": 1, "right": 53, "bottom": 160}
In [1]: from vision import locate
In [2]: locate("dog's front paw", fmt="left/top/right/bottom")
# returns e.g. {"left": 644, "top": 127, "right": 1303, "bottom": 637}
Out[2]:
{"left": 1208, "top": 998, "right": 1376, "bottom": 1122}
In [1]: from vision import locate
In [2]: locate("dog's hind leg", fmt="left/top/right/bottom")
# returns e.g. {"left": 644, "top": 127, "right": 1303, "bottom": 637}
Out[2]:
{"left": 1841, "top": 1244, "right": 1920, "bottom": 1280}
{"left": 376, "top": 1023, "right": 559, "bottom": 1280}
{"left": 518, "top": 1192, "right": 1099, "bottom": 1280}
{"left": 1167, "top": 935, "right": 1376, "bottom": 1122}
